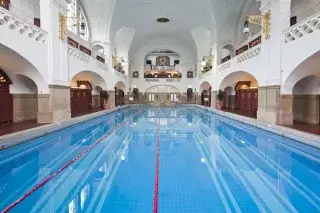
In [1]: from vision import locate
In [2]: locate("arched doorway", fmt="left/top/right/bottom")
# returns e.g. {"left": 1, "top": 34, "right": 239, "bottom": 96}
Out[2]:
{"left": 144, "top": 85, "right": 181, "bottom": 104}
{"left": 70, "top": 71, "right": 108, "bottom": 117}
{"left": 219, "top": 71, "right": 259, "bottom": 118}
{"left": 282, "top": 50, "right": 320, "bottom": 132}
{"left": 292, "top": 76, "right": 320, "bottom": 125}
{"left": 201, "top": 89, "right": 211, "bottom": 106}
{"left": 0, "top": 69, "right": 13, "bottom": 123}
{"left": 115, "top": 88, "right": 125, "bottom": 107}
{"left": 114, "top": 81, "right": 127, "bottom": 107}
{"left": 199, "top": 81, "right": 212, "bottom": 107}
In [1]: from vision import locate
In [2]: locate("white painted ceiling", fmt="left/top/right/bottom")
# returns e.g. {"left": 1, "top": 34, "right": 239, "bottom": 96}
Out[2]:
{"left": 81, "top": 0, "right": 257, "bottom": 60}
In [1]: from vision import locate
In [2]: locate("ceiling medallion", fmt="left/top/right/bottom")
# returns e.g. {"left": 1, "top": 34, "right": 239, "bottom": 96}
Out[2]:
{"left": 157, "top": 18, "right": 170, "bottom": 23}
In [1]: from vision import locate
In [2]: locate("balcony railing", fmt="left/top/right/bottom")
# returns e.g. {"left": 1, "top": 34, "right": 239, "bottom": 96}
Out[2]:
{"left": 0, "top": 7, "right": 47, "bottom": 43}
{"left": 284, "top": 10, "right": 320, "bottom": 43}
{"left": 144, "top": 78, "right": 181, "bottom": 83}
{"left": 144, "top": 72, "right": 182, "bottom": 78}
{"left": 68, "top": 45, "right": 108, "bottom": 70}
{"left": 217, "top": 33, "right": 262, "bottom": 72}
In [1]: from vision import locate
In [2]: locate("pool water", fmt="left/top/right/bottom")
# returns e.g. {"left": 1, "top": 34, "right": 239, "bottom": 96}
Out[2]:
{"left": 0, "top": 106, "right": 319, "bottom": 213}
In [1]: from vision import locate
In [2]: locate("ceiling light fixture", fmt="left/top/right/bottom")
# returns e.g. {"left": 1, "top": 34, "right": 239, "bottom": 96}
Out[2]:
{"left": 157, "top": 18, "right": 170, "bottom": 23}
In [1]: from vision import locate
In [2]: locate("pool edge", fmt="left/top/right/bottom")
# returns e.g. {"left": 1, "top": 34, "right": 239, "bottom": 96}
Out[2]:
{"left": 0, "top": 105, "right": 138, "bottom": 150}
{"left": 185, "top": 104, "right": 320, "bottom": 149}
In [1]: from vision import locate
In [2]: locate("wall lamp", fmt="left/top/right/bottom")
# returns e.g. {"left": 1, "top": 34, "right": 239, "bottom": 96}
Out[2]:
{"left": 243, "top": 10, "right": 271, "bottom": 39}
{"left": 59, "top": 13, "right": 86, "bottom": 40}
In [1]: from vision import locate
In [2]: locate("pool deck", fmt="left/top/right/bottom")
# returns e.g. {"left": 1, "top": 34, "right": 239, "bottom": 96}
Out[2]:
{"left": 221, "top": 108, "right": 320, "bottom": 136}
{"left": 0, "top": 108, "right": 105, "bottom": 137}
{"left": 0, "top": 105, "right": 130, "bottom": 150}
{"left": 194, "top": 105, "right": 320, "bottom": 149}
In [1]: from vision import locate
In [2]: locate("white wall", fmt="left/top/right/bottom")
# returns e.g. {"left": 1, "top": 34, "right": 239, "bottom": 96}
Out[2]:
{"left": 293, "top": 75, "right": 320, "bottom": 95}
{"left": 145, "top": 85, "right": 181, "bottom": 93}
{"left": 129, "top": 36, "right": 196, "bottom": 79}
{"left": 10, "top": 0, "right": 40, "bottom": 24}
{"left": 291, "top": 0, "right": 320, "bottom": 22}
{"left": 145, "top": 54, "right": 180, "bottom": 66}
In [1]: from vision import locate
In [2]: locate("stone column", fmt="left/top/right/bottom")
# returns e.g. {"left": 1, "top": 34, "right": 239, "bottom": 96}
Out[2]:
{"left": 123, "top": 94, "right": 129, "bottom": 105}
{"left": 257, "top": 85, "right": 280, "bottom": 124}
{"left": 13, "top": 94, "right": 38, "bottom": 122}
{"left": 211, "top": 90, "right": 217, "bottom": 108}
{"left": 278, "top": 94, "right": 294, "bottom": 125}
{"left": 37, "top": 85, "right": 71, "bottom": 123}
{"left": 107, "top": 90, "right": 116, "bottom": 109}
{"left": 196, "top": 93, "right": 202, "bottom": 105}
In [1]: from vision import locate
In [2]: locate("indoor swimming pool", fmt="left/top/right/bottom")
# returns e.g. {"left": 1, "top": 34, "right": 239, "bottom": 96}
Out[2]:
{"left": 0, "top": 106, "right": 319, "bottom": 213}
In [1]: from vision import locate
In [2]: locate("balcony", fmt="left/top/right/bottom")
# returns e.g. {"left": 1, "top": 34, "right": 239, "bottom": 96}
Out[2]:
{"left": 282, "top": 10, "right": 320, "bottom": 83}
{"left": 0, "top": 7, "right": 48, "bottom": 77}
{"left": 217, "top": 33, "right": 262, "bottom": 74}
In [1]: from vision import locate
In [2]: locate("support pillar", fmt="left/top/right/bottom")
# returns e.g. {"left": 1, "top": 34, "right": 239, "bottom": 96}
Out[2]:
{"left": 123, "top": 94, "right": 129, "bottom": 105}
{"left": 211, "top": 91, "right": 217, "bottom": 108}
{"left": 257, "top": 85, "right": 283, "bottom": 124}
{"left": 278, "top": 94, "right": 294, "bottom": 125}
{"left": 196, "top": 93, "right": 201, "bottom": 105}
{"left": 107, "top": 90, "right": 116, "bottom": 109}
{"left": 37, "top": 85, "right": 71, "bottom": 123}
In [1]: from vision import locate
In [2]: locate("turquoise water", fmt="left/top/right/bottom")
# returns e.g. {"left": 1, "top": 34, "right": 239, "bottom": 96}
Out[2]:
{"left": 0, "top": 106, "right": 319, "bottom": 213}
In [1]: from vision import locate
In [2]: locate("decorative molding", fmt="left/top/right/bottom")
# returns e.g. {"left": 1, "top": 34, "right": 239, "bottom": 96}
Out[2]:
{"left": 145, "top": 78, "right": 160, "bottom": 83}
{"left": 217, "top": 61, "right": 231, "bottom": 71}
{"left": 284, "top": 11, "right": 320, "bottom": 43}
{"left": 237, "top": 45, "right": 261, "bottom": 63}
{"left": 0, "top": 7, "right": 47, "bottom": 43}
{"left": 68, "top": 45, "right": 108, "bottom": 70}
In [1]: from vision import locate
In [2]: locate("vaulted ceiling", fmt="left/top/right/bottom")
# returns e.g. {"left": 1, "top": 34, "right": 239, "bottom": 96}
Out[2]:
{"left": 81, "top": 0, "right": 259, "bottom": 61}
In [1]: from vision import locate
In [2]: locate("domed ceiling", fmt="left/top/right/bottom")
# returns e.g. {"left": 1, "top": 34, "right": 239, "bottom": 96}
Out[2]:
{"left": 81, "top": 0, "right": 258, "bottom": 61}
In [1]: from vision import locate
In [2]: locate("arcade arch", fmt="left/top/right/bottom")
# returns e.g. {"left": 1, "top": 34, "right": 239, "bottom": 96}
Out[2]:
{"left": 219, "top": 71, "right": 259, "bottom": 117}
{"left": 70, "top": 71, "right": 108, "bottom": 117}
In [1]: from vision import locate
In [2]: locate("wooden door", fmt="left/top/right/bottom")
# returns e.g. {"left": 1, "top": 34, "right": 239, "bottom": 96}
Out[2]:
{"left": 235, "top": 90, "right": 240, "bottom": 109}
{"left": 223, "top": 91, "right": 227, "bottom": 109}
{"left": 0, "top": 86, "right": 13, "bottom": 123}
{"left": 34, "top": 18, "right": 41, "bottom": 27}
{"left": 246, "top": 90, "right": 252, "bottom": 111}
{"left": 99, "top": 91, "right": 104, "bottom": 108}
{"left": 240, "top": 90, "right": 246, "bottom": 110}
{"left": 252, "top": 90, "right": 258, "bottom": 111}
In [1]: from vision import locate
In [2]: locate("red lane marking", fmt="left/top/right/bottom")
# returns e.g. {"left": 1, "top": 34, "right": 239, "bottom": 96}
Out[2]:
{"left": 1, "top": 113, "right": 137, "bottom": 213}
{"left": 153, "top": 118, "right": 160, "bottom": 213}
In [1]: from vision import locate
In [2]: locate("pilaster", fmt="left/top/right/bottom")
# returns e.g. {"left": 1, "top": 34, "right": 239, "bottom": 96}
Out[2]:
{"left": 278, "top": 94, "right": 293, "bottom": 125}
{"left": 37, "top": 85, "right": 71, "bottom": 123}
{"left": 211, "top": 91, "right": 217, "bottom": 108}
{"left": 40, "top": 0, "right": 69, "bottom": 86}
{"left": 259, "top": 0, "right": 291, "bottom": 86}
{"left": 107, "top": 90, "right": 116, "bottom": 109}
{"left": 257, "top": 85, "right": 280, "bottom": 124}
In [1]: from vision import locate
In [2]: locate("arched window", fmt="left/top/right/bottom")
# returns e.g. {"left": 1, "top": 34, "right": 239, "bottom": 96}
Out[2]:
{"left": 67, "top": 0, "right": 77, "bottom": 33}
{"left": 67, "top": 0, "right": 90, "bottom": 40}
{"left": 79, "top": 6, "right": 89, "bottom": 41}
